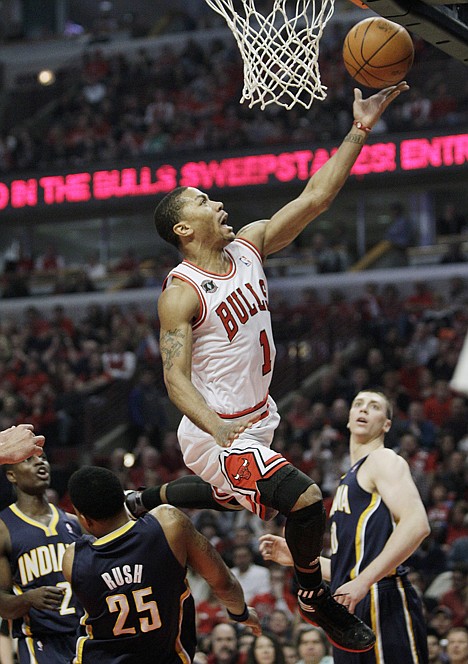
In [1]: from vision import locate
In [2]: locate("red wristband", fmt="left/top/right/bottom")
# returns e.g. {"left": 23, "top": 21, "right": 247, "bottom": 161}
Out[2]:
{"left": 353, "top": 120, "right": 372, "bottom": 133}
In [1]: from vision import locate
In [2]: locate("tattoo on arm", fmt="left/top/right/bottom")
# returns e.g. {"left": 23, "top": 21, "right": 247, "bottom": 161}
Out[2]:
{"left": 167, "top": 508, "right": 219, "bottom": 561}
{"left": 167, "top": 507, "right": 192, "bottom": 531}
{"left": 345, "top": 132, "right": 366, "bottom": 145}
{"left": 160, "top": 328, "right": 185, "bottom": 370}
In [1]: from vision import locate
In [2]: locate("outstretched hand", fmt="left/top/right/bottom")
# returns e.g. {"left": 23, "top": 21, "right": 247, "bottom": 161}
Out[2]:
{"left": 259, "top": 534, "right": 293, "bottom": 566}
{"left": 243, "top": 606, "right": 262, "bottom": 636}
{"left": 353, "top": 81, "right": 409, "bottom": 128}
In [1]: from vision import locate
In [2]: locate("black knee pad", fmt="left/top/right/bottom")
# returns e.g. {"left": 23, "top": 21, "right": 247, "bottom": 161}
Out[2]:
{"left": 284, "top": 501, "right": 326, "bottom": 568}
{"left": 257, "top": 464, "right": 317, "bottom": 515}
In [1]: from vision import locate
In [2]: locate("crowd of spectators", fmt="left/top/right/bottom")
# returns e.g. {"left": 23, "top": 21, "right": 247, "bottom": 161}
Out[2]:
{"left": 0, "top": 242, "right": 180, "bottom": 299}
{"left": 1, "top": 16, "right": 467, "bottom": 175}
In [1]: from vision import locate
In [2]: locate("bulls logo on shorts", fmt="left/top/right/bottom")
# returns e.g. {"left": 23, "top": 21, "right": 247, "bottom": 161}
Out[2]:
{"left": 226, "top": 452, "right": 261, "bottom": 491}
{"left": 224, "top": 448, "right": 288, "bottom": 494}
{"left": 233, "top": 458, "right": 252, "bottom": 482}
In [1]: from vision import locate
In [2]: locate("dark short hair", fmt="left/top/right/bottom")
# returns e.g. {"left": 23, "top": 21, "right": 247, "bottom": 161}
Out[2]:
{"left": 153, "top": 186, "right": 189, "bottom": 248}
{"left": 68, "top": 466, "right": 124, "bottom": 520}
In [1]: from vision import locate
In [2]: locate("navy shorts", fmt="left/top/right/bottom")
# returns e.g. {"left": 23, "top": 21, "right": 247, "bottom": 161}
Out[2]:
{"left": 17, "top": 633, "right": 77, "bottom": 664}
{"left": 333, "top": 576, "right": 428, "bottom": 664}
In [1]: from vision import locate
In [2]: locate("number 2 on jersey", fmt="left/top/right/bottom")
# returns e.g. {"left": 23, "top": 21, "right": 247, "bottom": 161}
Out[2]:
{"left": 259, "top": 329, "right": 272, "bottom": 376}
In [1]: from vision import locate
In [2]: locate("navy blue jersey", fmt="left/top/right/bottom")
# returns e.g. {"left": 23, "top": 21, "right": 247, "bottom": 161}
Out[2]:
{"left": 329, "top": 456, "right": 406, "bottom": 593}
{"left": 71, "top": 513, "right": 196, "bottom": 664}
{"left": 0, "top": 503, "right": 83, "bottom": 639}
{"left": 329, "top": 456, "right": 428, "bottom": 664}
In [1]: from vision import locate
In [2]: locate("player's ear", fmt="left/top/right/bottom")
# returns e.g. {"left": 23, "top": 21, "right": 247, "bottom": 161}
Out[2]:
{"left": 383, "top": 418, "right": 392, "bottom": 433}
{"left": 74, "top": 509, "right": 92, "bottom": 531}
{"left": 173, "top": 222, "right": 193, "bottom": 239}
{"left": 4, "top": 468, "right": 16, "bottom": 484}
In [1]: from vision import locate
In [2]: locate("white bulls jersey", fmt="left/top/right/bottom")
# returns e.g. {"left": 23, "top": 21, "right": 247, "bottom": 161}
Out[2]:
{"left": 163, "top": 238, "right": 276, "bottom": 418}
{"left": 165, "top": 238, "right": 285, "bottom": 519}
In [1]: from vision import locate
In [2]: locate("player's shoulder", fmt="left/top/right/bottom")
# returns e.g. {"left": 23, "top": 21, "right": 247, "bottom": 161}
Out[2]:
{"left": 0, "top": 517, "right": 12, "bottom": 553}
{"left": 150, "top": 504, "right": 189, "bottom": 529}
{"left": 161, "top": 275, "right": 196, "bottom": 295}
{"left": 150, "top": 505, "right": 193, "bottom": 551}
{"left": 367, "top": 447, "right": 409, "bottom": 472}
{"left": 158, "top": 277, "right": 200, "bottom": 316}
{"left": 0, "top": 516, "right": 9, "bottom": 534}
{"left": 63, "top": 511, "right": 80, "bottom": 527}
{"left": 236, "top": 219, "right": 268, "bottom": 251}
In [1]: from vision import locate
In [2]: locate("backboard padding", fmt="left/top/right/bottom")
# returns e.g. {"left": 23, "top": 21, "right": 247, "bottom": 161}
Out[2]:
{"left": 364, "top": 0, "right": 468, "bottom": 63}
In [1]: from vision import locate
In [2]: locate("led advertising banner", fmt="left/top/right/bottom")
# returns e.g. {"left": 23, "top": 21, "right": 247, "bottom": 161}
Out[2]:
{"left": 0, "top": 133, "right": 466, "bottom": 214}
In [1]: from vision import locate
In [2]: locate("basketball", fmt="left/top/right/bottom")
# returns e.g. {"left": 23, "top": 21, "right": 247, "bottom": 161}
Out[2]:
{"left": 343, "top": 17, "right": 414, "bottom": 88}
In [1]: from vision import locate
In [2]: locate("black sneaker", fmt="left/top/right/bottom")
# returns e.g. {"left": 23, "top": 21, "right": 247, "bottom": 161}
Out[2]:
{"left": 124, "top": 489, "right": 148, "bottom": 518}
{"left": 297, "top": 584, "right": 375, "bottom": 653}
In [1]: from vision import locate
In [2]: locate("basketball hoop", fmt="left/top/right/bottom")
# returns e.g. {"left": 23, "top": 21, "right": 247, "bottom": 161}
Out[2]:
{"left": 203, "top": 0, "right": 336, "bottom": 110}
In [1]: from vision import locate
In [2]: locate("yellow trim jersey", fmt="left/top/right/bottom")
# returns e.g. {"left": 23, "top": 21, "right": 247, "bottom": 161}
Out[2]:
{"left": 329, "top": 457, "right": 428, "bottom": 664}
{"left": 0, "top": 504, "right": 83, "bottom": 639}
{"left": 70, "top": 514, "right": 196, "bottom": 664}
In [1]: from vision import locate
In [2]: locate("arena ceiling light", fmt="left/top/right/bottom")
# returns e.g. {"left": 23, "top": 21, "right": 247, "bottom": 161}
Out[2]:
{"left": 37, "top": 69, "right": 56, "bottom": 86}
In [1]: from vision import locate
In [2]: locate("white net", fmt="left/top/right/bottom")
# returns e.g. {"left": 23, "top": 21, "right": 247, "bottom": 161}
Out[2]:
{"left": 204, "top": 0, "right": 335, "bottom": 110}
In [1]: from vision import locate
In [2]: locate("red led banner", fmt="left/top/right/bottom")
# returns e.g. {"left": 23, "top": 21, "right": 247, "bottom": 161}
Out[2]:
{"left": 0, "top": 133, "right": 466, "bottom": 212}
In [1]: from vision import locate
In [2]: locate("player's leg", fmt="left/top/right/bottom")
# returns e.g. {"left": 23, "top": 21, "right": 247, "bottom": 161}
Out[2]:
{"left": 16, "top": 634, "right": 77, "bottom": 664}
{"left": 337, "top": 576, "right": 428, "bottom": 664}
{"left": 255, "top": 465, "right": 375, "bottom": 655}
{"left": 126, "top": 475, "right": 243, "bottom": 517}
{"left": 130, "top": 459, "right": 376, "bottom": 654}
{"left": 125, "top": 465, "right": 326, "bottom": 578}
{"left": 0, "top": 620, "right": 14, "bottom": 664}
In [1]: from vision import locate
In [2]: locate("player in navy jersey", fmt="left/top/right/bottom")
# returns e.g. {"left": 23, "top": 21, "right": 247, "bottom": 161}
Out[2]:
{"left": 127, "top": 84, "right": 409, "bottom": 654}
{"left": 62, "top": 465, "right": 261, "bottom": 664}
{"left": 259, "top": 390, "right": 430, "bottom": 663}
{"left": 0, "top": 453, "right": 83, "bottom": 664}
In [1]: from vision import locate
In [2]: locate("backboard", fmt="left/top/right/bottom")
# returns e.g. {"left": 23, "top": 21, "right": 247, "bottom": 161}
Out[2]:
{"left": 364, "top": 1, "right": 468, "bottom": 64}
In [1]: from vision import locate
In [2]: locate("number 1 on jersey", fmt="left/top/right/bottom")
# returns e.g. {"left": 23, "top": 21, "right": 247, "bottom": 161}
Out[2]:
{"left": 259, "top": 329, "right": 272, "bottom": 376}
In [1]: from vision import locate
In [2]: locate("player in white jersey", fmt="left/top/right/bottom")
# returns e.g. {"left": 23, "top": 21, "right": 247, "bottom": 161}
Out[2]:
{"left": 126, "top": 83, "right": 409, "bottom": 653}
{"left": 165, "top": 238, "right": 274, "bottom": 418}
{"left": 163, "top": 237, "right": 286, "bottom": 520}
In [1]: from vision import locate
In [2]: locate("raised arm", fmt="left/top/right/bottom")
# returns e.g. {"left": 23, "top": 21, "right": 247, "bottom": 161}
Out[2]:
{"left": 239, "top": 83, "right": 409, "bottom": 257}
{"left": 158, "top": 281, "right": 254, "bottom": 447}
{"left": 0, "top": 520, "right": 64, "bottom": 619}
{"left": 155, "top": 505, "right": 261, "bottom": 634}
{"left": 334, "top": 449, "right": 430, "bottom": 613}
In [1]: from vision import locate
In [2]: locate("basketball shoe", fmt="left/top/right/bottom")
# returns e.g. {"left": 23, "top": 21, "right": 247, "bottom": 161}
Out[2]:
{"left": 124, "top": 489, "right": 148, "bottom": 518}
{"left": 297, "top": 584, "right": 375, "bottom": 653}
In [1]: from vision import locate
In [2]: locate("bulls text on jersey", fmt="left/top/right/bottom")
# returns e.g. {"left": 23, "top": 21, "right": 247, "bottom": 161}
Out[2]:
{"left": 215, "top": 280, "right": 268, "bottom": 341}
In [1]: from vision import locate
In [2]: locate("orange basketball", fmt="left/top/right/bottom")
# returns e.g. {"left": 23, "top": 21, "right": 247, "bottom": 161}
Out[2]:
{"left": 342, "top": 17, "right": 414, "bottom": 88}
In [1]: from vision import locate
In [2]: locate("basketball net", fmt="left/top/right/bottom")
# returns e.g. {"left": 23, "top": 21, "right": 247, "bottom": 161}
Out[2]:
{"left": 203, "top": 0, "right": 335, "bottom": 110}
